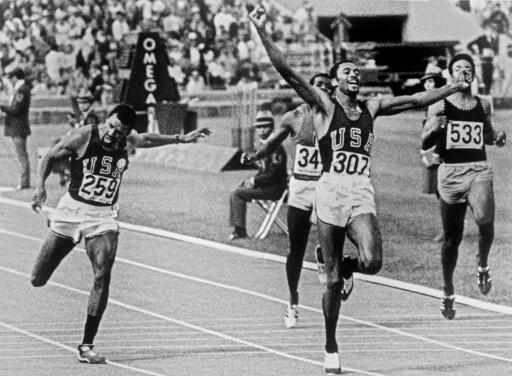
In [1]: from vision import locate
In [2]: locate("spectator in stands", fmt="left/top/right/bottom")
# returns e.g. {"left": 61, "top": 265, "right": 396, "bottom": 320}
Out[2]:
{"left": 45, "top": 42, "right": 63, "bottom": 84}
{"left": 234, "top": 67, "right": 258, "bottom": 91}
{"left": 186, "top": 69, "right": 206, "bottom": 93}
{"left": 489, "top": 2, "right": 509, "bottom": 35}
{"left": 228, "top": 111, "right": 288, "bottom": 240}
{"left": 0, "top": 67, "right": 31, "bottom": 189}
{"left": 112, "top": 10, "right": 130, "bottom": 43}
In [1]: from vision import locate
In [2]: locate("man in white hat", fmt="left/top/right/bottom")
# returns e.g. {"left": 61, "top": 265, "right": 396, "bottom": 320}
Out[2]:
{"left": 229, "top": 110, "right": 287, "bottom": 240}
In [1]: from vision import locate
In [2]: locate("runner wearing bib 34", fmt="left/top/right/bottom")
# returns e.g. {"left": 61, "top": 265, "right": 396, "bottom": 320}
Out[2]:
{"left": 241, "top": 73, "right": 333, "bottom": 329}
{"left": 249, "top": 5, "right": 470, "bottom": 373}
{"left": 421, "top": 53, "right": 506, "bottom": 320}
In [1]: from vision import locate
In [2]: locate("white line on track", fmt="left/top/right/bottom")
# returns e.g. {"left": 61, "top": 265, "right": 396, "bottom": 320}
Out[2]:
{"left": 1, "top": 196, "right": 511, "bottom": 316}
{"left": 2, "top": 227, "right": 512, "bottom": 365}
{"left": 0, "top": 265, "right": 386, "bottom": 376}
{"left": 0, "top": 320, "right": 171, "bottom": 376}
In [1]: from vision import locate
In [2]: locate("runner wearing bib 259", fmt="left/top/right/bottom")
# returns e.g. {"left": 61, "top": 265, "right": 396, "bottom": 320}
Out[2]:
{"left": 30, "top": 104, "right": 211, "bottom": 364}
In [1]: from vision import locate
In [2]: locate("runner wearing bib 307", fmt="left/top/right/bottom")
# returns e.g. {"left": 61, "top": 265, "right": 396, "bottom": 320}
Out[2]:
{"left": 421, "top": 53, "right": 507, "bottom": 320}
{"left": 249, "top": 5, "right": 470, "bottom": 373}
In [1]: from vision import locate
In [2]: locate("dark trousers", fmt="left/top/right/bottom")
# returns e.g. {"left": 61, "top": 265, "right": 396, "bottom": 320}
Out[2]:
{"left": 11, "top": 136, "right": 30, "bottom": 188}
{"left": 229, "top": 184, "right": 286, "bottom": 228}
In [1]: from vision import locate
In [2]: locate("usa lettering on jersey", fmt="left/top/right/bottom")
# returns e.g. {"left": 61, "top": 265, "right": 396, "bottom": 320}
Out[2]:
{"left": 329, "top": 127, "right": 373, "bottom": 176}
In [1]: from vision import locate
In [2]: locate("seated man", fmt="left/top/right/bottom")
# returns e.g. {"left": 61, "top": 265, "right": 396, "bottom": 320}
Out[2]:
{"left": 229, "top": 111, "right": 288, "bottom": 240}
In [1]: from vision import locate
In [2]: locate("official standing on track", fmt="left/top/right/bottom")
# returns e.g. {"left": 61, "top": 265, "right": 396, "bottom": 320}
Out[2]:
{"left": 421, "top": 53, "right": 506, "bottom": 320}
{"left": 0, "top": 67, "right": 31, "bottom": 189}
{"left": 30, "top": 103, "right": 210, "bottom": 364}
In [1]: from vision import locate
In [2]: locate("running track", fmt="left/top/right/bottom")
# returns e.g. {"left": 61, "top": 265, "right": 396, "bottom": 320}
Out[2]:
{"left": 1, "top": 200, "right": 512, "bottom": 376}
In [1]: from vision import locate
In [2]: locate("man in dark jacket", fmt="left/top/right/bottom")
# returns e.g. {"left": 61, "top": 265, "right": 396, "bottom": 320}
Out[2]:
{"left": 0, "top": 67, "right": 31, "bottom": 189}
{"left": 229, "top": 111, "right": 288, "bottom": 240}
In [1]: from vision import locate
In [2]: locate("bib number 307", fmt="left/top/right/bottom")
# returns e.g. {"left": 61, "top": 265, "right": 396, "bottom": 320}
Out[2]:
{"left": 330, "top": 151, "right": 370, "bottom": 176}
{"left": 79, "top": 173, "right": 120, "bottom": 204}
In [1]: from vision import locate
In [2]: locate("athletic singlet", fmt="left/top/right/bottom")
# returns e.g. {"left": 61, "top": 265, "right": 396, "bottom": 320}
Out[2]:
{"left": 290, "top": 104, "right": 322, "bottom": 181}
{"left": 318, "top": 100, "right": 374, "bottom": 177}
{"left": 68, "top": 124, "right": 129, "bottom": 206}
{"left": 436, "top": 98, "right": 489, "bottom": 164}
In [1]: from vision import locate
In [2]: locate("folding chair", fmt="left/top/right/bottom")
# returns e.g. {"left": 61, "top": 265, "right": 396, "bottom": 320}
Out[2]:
{"left": 253, "top": 189, "right": 289, "bottom": 240}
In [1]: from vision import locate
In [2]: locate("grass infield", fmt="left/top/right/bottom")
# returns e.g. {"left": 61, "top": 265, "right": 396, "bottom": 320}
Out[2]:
{"left": 1, "top": 110, "right": 511, "bottom": 304}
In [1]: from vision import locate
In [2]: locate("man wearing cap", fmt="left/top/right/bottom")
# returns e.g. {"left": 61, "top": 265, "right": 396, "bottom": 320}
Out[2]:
{"left": 30, "top": 104, "right": 211, "bottom": 364}
{"left": 0, "top": 67, "right": 31, "bottom": 189}
{"left": 229, "top": 110, "right": 287, "bottom": 240}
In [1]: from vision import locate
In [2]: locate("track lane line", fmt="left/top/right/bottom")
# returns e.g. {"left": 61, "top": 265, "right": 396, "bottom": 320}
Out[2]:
{"left": 0, "top": 264, "right": 386, "bottom": 376}
{"left": 1, "top": 196, "right": 512, "bottom": 316}
{"left": 0, "top": 319, "right": 170, "bottom": 376}
{"left": 2, "top": 227, "right": 512, "bottom": 365}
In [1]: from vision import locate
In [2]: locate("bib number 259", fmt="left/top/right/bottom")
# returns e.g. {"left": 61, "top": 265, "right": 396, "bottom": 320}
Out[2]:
{"left": 331, "top": 151, "right": 370, "bottom": 176}
{"left": 79, "top": 173, "right": 119, "bottom": 204}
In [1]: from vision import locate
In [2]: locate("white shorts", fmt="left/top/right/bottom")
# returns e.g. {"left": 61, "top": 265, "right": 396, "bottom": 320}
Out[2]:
{"left": 314, "top": 173, "right": 376, "bottom": 227}
{"left": 438, "top": 162, "right": 493, "bottom": 204}
{"left": 287, "top": 177, "right": 317, "bottom": 211}
{"left": 49, "top": 193, "right": 119, "bottom": 244}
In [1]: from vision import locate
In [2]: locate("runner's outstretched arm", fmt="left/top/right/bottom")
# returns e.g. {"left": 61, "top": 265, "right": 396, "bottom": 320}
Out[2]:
{"left": 129, "top": 127, "right": 211, "bottom": 148}
{"left": 242, "top": 112, "right": 294, "bottom": 165}
{"left": 375, "top": 81, "right": 469, "bottom": 116}
{"left": 248, "top": 5, "right": 328, "bottom": 113}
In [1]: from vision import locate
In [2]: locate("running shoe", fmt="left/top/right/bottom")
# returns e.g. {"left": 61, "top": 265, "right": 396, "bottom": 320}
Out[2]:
{"left": 323, "top": 351, "right": 342, "bottom": 374}
{"left": 477, "top": 266, "right": 492, "bottom": 295}
{"left": 77, "top": 344, "right": 106, "bottom": 364}
{"left": 229, "top": 230, "right": 248, "bottom": 241}
{"left": 341, "top": 274, "right": 354, "bottom": 301}
{"left": 284, "top": 304, "right": 299, "bottom": 328}
{"left": 315, "top": 245, "right": 327, "bottom": 285}
{"left": 440, "top": 295, "right": 456, "bottom": 320}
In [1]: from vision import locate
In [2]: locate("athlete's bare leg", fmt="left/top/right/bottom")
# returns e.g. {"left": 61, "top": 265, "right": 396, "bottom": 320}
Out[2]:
{"left": 345, "top": 213, "right": 383, "bottom": 275}
{"left": 286, "top": 206, "right": 312, "bottom": 305}
{"left": 85, "top": 231, "right": 118, "bottom": 317}
{"left": 440, "top": 200, "right": 467, "bottom": 296}
{"left": 317, "top": 219, "right": 345, "bottom": 353}
{"left": 31, "top": 232, "right": 75, "bottom": 287}
{"left": 80, "top": 231, "right": 118, "bottom": 346}
{"left": 467, "top": 180, "right": 495, "bottom": 268}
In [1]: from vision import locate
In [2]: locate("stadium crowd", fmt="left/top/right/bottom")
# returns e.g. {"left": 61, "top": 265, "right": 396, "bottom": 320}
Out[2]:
{"left": 0, "top": 0, "right": 330, "bottom": 104}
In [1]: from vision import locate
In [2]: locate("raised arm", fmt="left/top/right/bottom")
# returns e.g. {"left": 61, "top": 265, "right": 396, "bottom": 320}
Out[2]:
{"left": 128, "top": 127, "right": 211, "bottom": 148}
{"left": 248, "top": 5, "right": 328, "bottom": 113}
{"left": 31, "top": 128, "right": 89, "bottom": 212}
{"left": 370, "top": 81, "right": 468, "bottom": 117}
